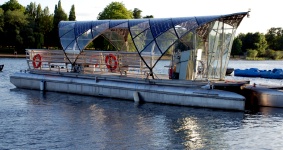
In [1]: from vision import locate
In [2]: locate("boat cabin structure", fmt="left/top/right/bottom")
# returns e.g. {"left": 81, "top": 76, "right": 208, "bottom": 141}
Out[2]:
{"left": 27, "top": 12, "right": 248, "bottom": 81}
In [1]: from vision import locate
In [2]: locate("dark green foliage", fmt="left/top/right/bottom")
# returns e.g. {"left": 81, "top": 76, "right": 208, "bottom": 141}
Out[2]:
{"left": 90, "top": 35, "right": 116, "bottom": 51}
{"left": 237, "top": 32, "right": 268, "bottom": 56}
{"left": 143, "top": 15, "right": 154, "bottom": 18}
{"left": 231, "top": 37, "right": 242, "bottom": 57}
{"left": 51, "top": 0, "right": 67, "bottom": 48}
{"left": 1, "top": 0, "right": 25, "bottom": 12}
{"left": 97, "top": 2, "right": 133, "bottom": 20}
{"left": 247, "top": 49, "right": 258, "bottom": 59}
{"left": 68, "top": 4, "right": 76, "bottom": 21}
{"left": 265, "top": 27, "right": 283, "bottom": 50}
{"left": 0, "top": 8, "right": 3, "bottom": 32}
{"left": 133, "top": 8, "right": 142, "bottom": 19}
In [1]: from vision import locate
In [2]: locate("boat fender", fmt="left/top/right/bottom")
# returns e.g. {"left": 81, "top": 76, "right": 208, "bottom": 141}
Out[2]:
{"left": 133, "top": 91, "right": 140, "bottom": 103}
{"left": 40, "top": 80, "right": 45, "bottom": 91}
{"left": 105, "top": 54, "right": 118, "bottom": 71}
{"left": 32, "top": 54, "right": 42, "bottom": 68}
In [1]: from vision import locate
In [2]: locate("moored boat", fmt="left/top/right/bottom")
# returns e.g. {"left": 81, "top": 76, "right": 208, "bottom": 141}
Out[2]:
{"left": 226, "top": 67, "right": 234, "bottom": 75}
{"left": 260, "top": 68, "right": 283, "bottom": 79}
{"left": 234, "top": 68, "right": 261, "bottom": 77}
{"left": 234, "top": 68, "right": 283, "bottom": 79}
{"left": 0, "top": 64, "right": 4, "bottom": 71}
{"left": 10, "top": 12, "right": 251, "bottom": 111}
{"left": 244, "top": 85, "right": 283, "bottom": 108}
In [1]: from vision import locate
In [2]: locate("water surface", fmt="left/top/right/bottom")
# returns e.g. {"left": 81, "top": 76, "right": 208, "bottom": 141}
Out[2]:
{"left": 1, "top": 58, "right": 283, "bottom": 149}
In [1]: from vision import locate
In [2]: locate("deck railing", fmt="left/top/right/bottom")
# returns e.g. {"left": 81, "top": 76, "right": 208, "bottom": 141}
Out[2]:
{"left": 26, "top": 49, "right": 150, "bottom": 76}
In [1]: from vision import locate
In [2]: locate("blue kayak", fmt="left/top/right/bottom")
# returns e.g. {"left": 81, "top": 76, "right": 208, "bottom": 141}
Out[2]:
{"left": 234, "top": 68, "right": 283, "bottom": 79}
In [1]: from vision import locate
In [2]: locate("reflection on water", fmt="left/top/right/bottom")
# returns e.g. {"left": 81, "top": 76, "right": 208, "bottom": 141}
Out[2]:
{"left": 1, "top": 58, "right": 283, "bottom": 149}
{"left": 4, "top": 89, "right": 247, "bottom": 149}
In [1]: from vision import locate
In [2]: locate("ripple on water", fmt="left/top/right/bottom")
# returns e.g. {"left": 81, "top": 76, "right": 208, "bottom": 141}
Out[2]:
{"left": 1, "top": 58, "right": 283, "bottom": 149}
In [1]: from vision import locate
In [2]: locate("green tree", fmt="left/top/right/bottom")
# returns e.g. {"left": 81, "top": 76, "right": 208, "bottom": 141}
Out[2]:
{"left": 1, "top": 0, "right": 25, "bottom": 12}
{"left": 265, "top": 27, "right": 283, "bottom": 50}
{"left": 68, "top": 4, "right": 76, "bottom": 21}
{"left": 253, "top": 32, "right": 268, "bottom": 56}
{"left": 0, "top": 8, "right": 4, "bottom": 32}
{"left": 1, "top": 0, "right": 28, "bottom": 52}
{"left": 133, "top": 8, "right": 142, "bottom": 19}
{"left": 51, "top": 0, "right": 67, "bottom": 48}
{"left": 266, "top": 49, "right": 283, "bottom": 60}
{"left": 231, "top": 37, "right": 242, "bottom": 57}
{"left": 143, "top": 15, "right": 154, "bottom": 18}
{"left": 240, "top": 32, "right": 268, "bottom": 56}
{"left": 25, "top": 2, "right": 52, "bottom": 49}
{"left": 4, "top": 9, "right": 28, "bottom": 51}
{"left": 240, "top": 33, "right": 253, "bottom": 52}
{"left": 95, "top": 2, "right": 133, "bottom": 51}
{"left": 97, "top": 2, "right": 133, "bottom": 19}
{"left": 40, "top": 7, "right": 53, "bottom": 47}
{"left": 247, "top": 49, "right": 258, "bottom": 59}
{"left": 25, "top": 2, "right": 37, "bottom": 20}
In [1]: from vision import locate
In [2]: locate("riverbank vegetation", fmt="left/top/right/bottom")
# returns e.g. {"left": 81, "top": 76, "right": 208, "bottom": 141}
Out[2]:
{"left": 0, "top": 0, "right": 151, "bottom": 54}
{"left": 232, "top": 28, "right": 283, "bottom": 60}
{"left": 1, "top": 0, "right": 283, "bottom": 61}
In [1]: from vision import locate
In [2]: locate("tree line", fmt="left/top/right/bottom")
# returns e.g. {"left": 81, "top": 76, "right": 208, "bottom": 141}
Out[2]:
{"left": 0, "top": 0, "right": 151, "bottom": 54}
{"left": 2, "top": 0, "right": 282, "bottom": 59}
{"left": 0, "top": 0, "right": 76, "bottom": 53}
{"left": 232, "top": 28, "right": 283, "bottom": 60}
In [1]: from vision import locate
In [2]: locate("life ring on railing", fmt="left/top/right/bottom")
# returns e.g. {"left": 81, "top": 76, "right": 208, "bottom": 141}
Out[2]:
{"left": 105, "top": 54, "right": 118, "bottom": 71}
{"left": 32, "top": 54, "right": 42, "bottom": 68}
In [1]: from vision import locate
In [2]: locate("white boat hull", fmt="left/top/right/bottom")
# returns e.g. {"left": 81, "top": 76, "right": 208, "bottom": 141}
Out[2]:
{"left": 10, "top": 72, "right": 246, "bottom": 111}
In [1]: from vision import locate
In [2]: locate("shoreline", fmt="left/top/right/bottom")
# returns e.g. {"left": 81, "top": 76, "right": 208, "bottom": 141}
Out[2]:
{"left": 0, "top": 54, "right": 282, "bottom": 61}
{"left": 0, "top": 54, "right": 26, "bottom": 58}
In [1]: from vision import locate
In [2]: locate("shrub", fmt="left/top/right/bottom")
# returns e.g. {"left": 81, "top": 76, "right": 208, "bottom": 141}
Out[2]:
{"left": 246, "top": 49, "right": 258, "bottom": 59}
{"left": 274, "top": 51, "right": 283, "bottom": 60}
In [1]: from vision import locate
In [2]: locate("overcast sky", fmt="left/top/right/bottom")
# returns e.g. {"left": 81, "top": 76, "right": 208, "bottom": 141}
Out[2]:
{"left": 4, "top": 0, "right": 283, "bottom": 34}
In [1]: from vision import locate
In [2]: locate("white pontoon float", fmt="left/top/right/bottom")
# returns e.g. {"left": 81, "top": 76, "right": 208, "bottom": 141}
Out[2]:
{"left": 11, "top": 12, "right": 250, "bottom": 111}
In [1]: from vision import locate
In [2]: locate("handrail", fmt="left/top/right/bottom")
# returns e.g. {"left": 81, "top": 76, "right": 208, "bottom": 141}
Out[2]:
{"left": 26, "top": 49, "right": 150, "bottom": 77}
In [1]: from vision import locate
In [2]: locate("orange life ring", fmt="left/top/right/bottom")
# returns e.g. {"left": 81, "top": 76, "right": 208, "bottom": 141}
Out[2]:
{"left": 105, "top": 54, "right": 118, "bottom": 71}
{"left": 32, "top": 54, "right": 42, "bottom": 68}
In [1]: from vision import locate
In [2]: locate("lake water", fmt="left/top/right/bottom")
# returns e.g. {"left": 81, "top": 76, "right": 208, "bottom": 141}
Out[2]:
{"left": 1, "top": 58, "right": 283, "bottom": 149}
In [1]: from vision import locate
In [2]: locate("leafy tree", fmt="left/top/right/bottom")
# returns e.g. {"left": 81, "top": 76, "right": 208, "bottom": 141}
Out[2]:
{"left": 53, "top": 0, "right": 67, "bottom": 28}
{"left": 97, "top": 2, "right": 133, "bottom": 19}
{"left": 247, "top": 49, "right": 258, "bottom": 59}
{"left": 143, "top": 15, "right": 154, "bottom": 18}
{"left": 4, "top": 9, "right": 28, "bottom": 51}
{"left": 231, "top": 37, "right": 242, "bottom": 57}
{"left": 1, "top": 0, "right": 25, "bottom": 12}
{"left": 0, "top": 8, "right": 4, "bottom": 32}
{"left": 94, "top": 2, "right": 133, "bottom": 51}
{"left": 265, "top": 49, "right": 283, "bottom": 60}
{"left": 40, "top": 7, "right": 53, "bottom": 47}
{"left": 265, "top": 49, "right": 275, "bottom": 59}
{"left": 1, "top": 0, "right": 28, "bottom": 52}
{"left": 240, "top": 32, "right": 268, "bottom": 56}
{"left": 51, "top": 0, "right": 67, "bottom": 48}
{"left": 68, "top": 4, "right": 76, "bottom": 21}
{"left": 253, "top": 32, "right": 268, "bottom": 56}
{"left": 25, "top": 2, "right": 53, "bottom": 49}
{"left": 25, "top": 2, "right": 37, "bottom": 20}
{"left": 133, "top": 8, "right": 142, "bottom": 19}
{"left": 240, "top": 33, "right": 254, "bottom": 52}
{"left": 265, "top": 27, "right": 283, "bottom": 50}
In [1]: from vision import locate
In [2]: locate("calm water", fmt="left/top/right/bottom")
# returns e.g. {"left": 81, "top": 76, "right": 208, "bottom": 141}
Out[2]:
{"left": 1, "top": 58, "right": 283, "bottom": 149}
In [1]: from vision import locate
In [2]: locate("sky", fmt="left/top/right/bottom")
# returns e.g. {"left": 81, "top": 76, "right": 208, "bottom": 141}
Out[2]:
{"left": 3, "top": 0, "right": 283, "bottom": 34}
